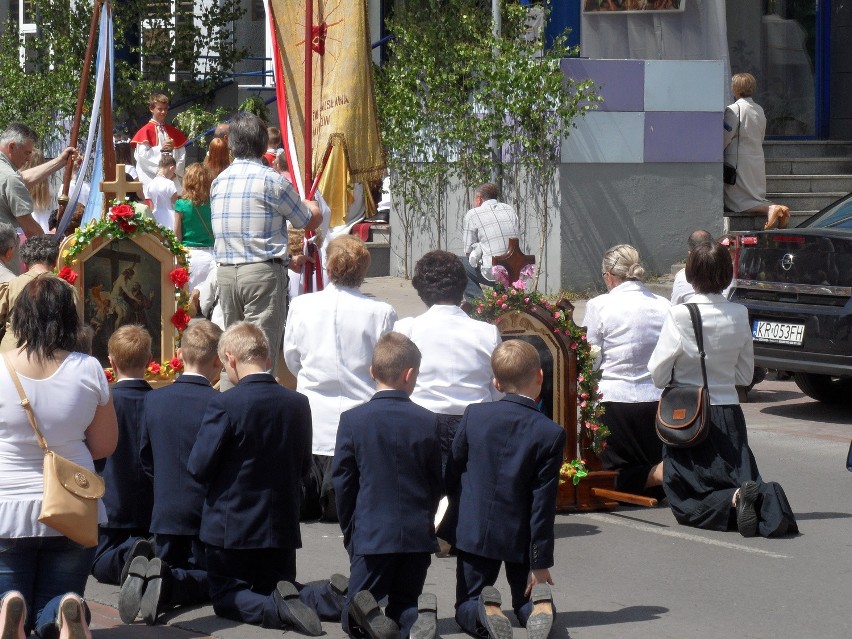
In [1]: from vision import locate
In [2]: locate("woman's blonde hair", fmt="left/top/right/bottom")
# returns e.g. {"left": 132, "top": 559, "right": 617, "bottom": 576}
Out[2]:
{"left": 182, "top": 163, "right": 212, "bottom": 206}
{"left": 326, "top": 235, "right": 371, "bottom": 288}
{"left": 23, "top": 148, "right": 51, "bottom": 210}
{"left": 602, "top": 244, "right": 645, "bottom": 282}
{"left": 731, "top": 72, "right": 756, "bottom": 98}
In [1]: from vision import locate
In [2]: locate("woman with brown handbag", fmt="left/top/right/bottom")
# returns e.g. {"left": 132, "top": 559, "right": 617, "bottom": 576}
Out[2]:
{"left": 0, "top": 277, "right": 117, "bottom": 638}
{"left": 648, "top": 241, "right": 797, "bottom": 538}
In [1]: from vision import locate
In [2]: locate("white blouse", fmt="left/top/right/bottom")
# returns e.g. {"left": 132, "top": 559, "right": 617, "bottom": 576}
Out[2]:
{"left": 581, "top": 280, "right": 671, "bottom": 403}
{"left": 648, "top": 294, "right": 754, "bottom": 405}
{"left": 393, "top": 304, "right": 502, "bottom": 415}
{"left": 284, "top": 283, "right": 397, "bottom": 456}
{"left": 0, "top": 352, "right": 110, "bottom": 537}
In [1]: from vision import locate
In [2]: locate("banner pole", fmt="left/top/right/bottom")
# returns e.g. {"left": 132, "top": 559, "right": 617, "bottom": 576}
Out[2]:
{"left": 303, "top": 0, "right": 313, "bottom": 191}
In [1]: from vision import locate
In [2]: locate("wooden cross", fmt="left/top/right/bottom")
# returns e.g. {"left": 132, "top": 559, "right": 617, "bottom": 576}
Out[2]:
{"left": 100, "top": 164, "right": 143, "bottom": 204}
{"left": 492, "top": 238, "right": 536, "bottom": 282}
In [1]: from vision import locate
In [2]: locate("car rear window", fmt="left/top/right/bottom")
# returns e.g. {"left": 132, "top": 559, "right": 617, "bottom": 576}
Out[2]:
{"left": 805, "top": 196, "right": 852, "bottom": 229}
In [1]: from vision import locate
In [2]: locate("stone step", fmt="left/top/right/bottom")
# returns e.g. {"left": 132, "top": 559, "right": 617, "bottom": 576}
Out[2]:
{"left": 763, "top": 140, "right": 852, "bottom": 159}
{"left": 765, "top": 192, "right": 846, "bottom": 211}
{"left": 765, "top": 157, "right": 852, "bottom": 175}
{"left": 766, "top": 174, "right": 852, "bottom": 193}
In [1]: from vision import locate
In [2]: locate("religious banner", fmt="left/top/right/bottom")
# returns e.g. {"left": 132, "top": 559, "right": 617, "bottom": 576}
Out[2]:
{"left": 270, "top": 0, "right": 385, "bottom": 185}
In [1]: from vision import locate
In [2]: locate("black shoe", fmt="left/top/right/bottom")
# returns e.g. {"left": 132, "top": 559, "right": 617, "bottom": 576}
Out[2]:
{"left": 526, "top": 584, "right": 554, "bottom": 639}
{"left": 477, "top": 587, "right": 512, "bottom": 639}
{"left": 736, "top": 481, "right": 759, "bottom": 537}
{"left": 349, "top": 590, "right": 400, "bottom": 639}
{"left": 120, "top": 538, "right": 155, "bottom": 587}
{"left": 274, "top": 581, "right": 322, "bottom": 636}
{"left": 328, "top": 573, "right": 349, "bottom": 616}
{"left": 409, "top": 593, "right": 437, "bottom": 639}
{"left": 139, "top": 558, "right": 167, "bottom": 626}
{"left": 118, "top": 555, "right": 148, "bottom": 624}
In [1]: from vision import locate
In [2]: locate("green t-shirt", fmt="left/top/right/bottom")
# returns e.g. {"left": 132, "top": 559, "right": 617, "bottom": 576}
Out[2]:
{"left": 174, "top": 199, "right": 214, "bottom": 247}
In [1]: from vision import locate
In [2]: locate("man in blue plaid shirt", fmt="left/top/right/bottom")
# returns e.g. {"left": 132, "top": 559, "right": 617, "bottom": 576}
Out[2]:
{"left": 211, "top": 113, "right": 321, "bottom": 380}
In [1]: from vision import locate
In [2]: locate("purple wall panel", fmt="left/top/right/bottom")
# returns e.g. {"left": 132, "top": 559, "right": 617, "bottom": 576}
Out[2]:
{"left": 561, "top": 59, "right": 645, "bottom": 112}
{"left": 644, "top": 112, "right": 723, "bottom": 163}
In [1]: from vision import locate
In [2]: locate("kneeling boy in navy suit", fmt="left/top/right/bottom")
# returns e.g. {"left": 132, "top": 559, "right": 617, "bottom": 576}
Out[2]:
{"left": 118, "top": 320, "right": 223, "bottom": 625}
{"left": 92, "top": 325, "right": 155, "bottom": 586}
{"left": 441, "top": 340, "right": 566, "bottom": 639}
{"left": 332, "top": 332, "right": 442, "bottom": 639}
{"left": 188, "top": 322, "right": 345, "bottom": 635}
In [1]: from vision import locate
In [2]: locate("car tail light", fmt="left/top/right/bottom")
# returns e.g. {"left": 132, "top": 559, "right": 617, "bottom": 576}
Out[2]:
{"left": 772, "top": 235, "right": 806, "bottom": 244}
{"left": 740, "top": 235, "right": 758, "bottom": 245}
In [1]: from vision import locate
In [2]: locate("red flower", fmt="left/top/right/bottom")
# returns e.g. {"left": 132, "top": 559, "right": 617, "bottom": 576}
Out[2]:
{"left": 57, "top": 266, "right": 78, "bottom": 284}
{"left": 169, "top": 356, "right": 183, "bottom": 371}
{"left": 109, "top": 203, "right": 134, "bottom": 221}
{"left": 117, "top": 221, "right": 136, "bottom": 234}
{"left": 147, "top": 361, "right": 162, "bottom": 375}
{"left": 104, "top": 368, "right": 115, "bottom": 383}
{"left": 171, "top": 308, "right": 191, "bottom": 331}
{"left": 169, "top": 267, "right": 190, "bottom": 288}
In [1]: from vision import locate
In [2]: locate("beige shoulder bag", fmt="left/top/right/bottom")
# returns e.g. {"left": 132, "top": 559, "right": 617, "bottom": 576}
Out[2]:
{"left": 2, "top": 353, "right": 104, "bottom": 548}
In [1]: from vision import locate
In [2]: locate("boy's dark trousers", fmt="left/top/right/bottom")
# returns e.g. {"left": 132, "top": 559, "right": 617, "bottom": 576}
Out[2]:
{"left": 154, "top": 534, "right": 209, "bottom": 605}
{"left": 91, "top": 527, "right": 150, "bottom": 585}
{"left": 454, "top": 550, "right": 554, "bottom": 635}
{"left": 342, "top": 552, "right": 431, "bottom": 638}
{"left": 205, "top": 546, "right": 343, "bottom": 628}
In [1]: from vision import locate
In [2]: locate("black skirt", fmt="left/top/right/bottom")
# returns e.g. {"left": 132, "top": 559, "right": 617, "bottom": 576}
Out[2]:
{"left": 662, "top": 404, "right": 797, "bottom": 537}
{"left": 598, "top": 401, "right": 664, "bottom": 498}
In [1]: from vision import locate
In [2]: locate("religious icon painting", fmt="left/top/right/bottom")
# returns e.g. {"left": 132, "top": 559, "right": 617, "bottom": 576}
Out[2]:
{"left": 60, "top": 232, "right": 179, "bottom": 368}
{"left": 583, "top": 0, "right": 685, "bottom": 14}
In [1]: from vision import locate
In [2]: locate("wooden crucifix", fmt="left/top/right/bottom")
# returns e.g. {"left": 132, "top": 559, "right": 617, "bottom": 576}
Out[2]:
{"left": 492, "top": 238, "right": 536, "bottom": 282}
{"left": 100, "top": 164, "right": 143, "bottom": 203}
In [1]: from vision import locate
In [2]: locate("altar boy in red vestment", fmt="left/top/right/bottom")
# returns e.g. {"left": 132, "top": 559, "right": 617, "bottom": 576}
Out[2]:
{"left": 131, "top": 93, "right": 188, "bottom": 190}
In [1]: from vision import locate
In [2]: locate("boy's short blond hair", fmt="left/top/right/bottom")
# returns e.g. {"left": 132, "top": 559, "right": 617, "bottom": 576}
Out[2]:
{"left": 371, "top": 332, "right": 421, "bottom": 385}
{"left": 149, "top": 93, "right": 170, "bottom": 110}
{"left": 218, "top": 322, "right": 268, "bottom": 365}
{"left": 158, "top": 154, "right": 177, "bottom": 170}
{"left": 108, "top": 324, "right": 152, "bottom": 370}
{"left": 180, "top": 320, "right": 223, "bottom": 366}
{"left": 491, "top": 340, "right": 540, "bottom": 393}
{"left": 731, "top": 72, "right": 756, "bottom": 98}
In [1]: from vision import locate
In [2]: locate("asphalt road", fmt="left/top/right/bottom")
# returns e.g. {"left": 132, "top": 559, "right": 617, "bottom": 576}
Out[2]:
{"left": 83, "top": 278, "right": 852, "bottom": 638}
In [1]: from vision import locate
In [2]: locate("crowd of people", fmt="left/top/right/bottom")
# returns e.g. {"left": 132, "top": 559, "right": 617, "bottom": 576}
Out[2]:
{"left": 0, "top": 75, "right": 800, "bottom": 639}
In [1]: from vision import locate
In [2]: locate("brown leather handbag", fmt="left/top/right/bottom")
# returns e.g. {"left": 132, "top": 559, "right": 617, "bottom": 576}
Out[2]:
{"left": 655, "top": 303, "right": 711, "bottom": 448}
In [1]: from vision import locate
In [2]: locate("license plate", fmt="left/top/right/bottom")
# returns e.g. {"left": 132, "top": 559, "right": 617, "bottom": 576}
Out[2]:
{"left": 752, "top": 320, "right": 805, "bottom": 346}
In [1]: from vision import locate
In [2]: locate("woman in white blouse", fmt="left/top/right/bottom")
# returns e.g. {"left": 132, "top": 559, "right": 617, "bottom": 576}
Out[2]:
{"left": 393, "top": 250, "right": 502, "bottom": 471}
{"left": 284, "top": 235, "right": 397, "bottom": 521}
{"left": 0, "top": 277, "right": 117, "bottom": 638}
{"left": 648, "top": 242, "right": 797, "bottom": 537}
{"left": 581, "top": 245, "right": 670, "bottom": 497}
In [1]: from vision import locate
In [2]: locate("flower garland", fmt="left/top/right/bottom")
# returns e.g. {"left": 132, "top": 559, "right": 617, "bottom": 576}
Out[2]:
{"left": 58, "top": 199, "right": 192, "bottom": 381}
{"left": 468, "top": 265, "right": 610, "bottom": 463}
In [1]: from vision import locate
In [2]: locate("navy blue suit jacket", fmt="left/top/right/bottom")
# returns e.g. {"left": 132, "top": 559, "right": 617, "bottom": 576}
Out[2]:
{"left": 140, "top": 374, "right": 217, "bottom": 536}
{"left": 441, "top": 394, "right": 566, "bottom": 569}
{"left": 95, "top": 379, "right": 154, "bottom": 529}
{"left": 332, "top": 390, "right": 442, "bottom": 556}
{"left": 188, "top": 373, "right": 312, "bottom": 550}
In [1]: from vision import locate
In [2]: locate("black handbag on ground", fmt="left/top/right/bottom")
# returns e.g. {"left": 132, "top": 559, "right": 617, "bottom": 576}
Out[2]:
{"left": 723, "top": 105, "right": 741, "bottom": 186}
{"left": 655, "top": 303, "right": 711, "bottom": 448}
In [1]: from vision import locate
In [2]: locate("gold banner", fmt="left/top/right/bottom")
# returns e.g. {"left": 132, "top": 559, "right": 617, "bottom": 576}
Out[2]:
{"left": 271, "top": 0, "right": 385, "bottom": 187}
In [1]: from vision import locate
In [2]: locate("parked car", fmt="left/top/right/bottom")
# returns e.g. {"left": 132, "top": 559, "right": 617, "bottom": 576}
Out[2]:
{"left": 729, "top": 193, "right": 852, "bottom": 404}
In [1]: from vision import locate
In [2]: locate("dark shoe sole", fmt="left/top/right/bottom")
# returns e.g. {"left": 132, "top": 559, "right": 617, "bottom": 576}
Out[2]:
{"left": 409, "top": 593, "right": 437, "bottom": 639}
{"left": 275, "top": 582, "right": 322, "bottom": 636}
{"left": 0, "top": 592, "right": 25, "bottom": 639}
{"left": 140, "top": 558, "right": 164, "bottom": 625}
{"left": 118, "top": 556, "right": 149, "bottom": 624}
{"left": 120, "top": 538, "right": 155, "bottom": 587}
{"left": 58, "top": 596, "right": 89, "bottom": 639}
{"left": 329, "top": 573, "right": 349, "bottom": 597}
{"left": 737, "top": 481, "right": 760, "bottom": 537}
{"left": 478, "top": 587, "right": 512, "bottom": 639}
{"left": 350, "top": 590, "right": 400, "bottom": 639}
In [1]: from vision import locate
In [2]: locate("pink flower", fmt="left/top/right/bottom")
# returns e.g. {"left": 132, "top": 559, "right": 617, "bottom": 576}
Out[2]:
{"left": 492, "top": 292, "right": 498, "bottom": 298}
{"left": 554, "top": 328, "right": 561, "bottom": 334}
{"left": 501, "top": 303, "right": 508, "bottom": 309}
{"left": 578, "top": 374, "right": 585, "bottom": 382}
{"left": 580, "top": 401, "right": 587, "bottom": 409}
{"left": 570, "top": 342, "right": 578, "bottom": 350}
{"left": 580, "top": 334, "right": 587, "bottom": 341}
{"left": 524, "top": 297, "right": 529, "bottom": 303}
{"left": 477, "top": 306, "right": 484, "bottom": 313}
{"left": 491, "top": 266, "right": 510, "bottom": 286}
{"left": 581, "top": 392, "right": 589, "bottom": 400}
{"left": 553, "top": 312, "right": 561, "bottom": 319}
{"left": 501, "top": 294, "right": 508, "bottom": 302}
{"left": 591, "top": 424, "right": 599, "bottom": 431}
{"left": 512, "top": 279, "right": 527, "bottom": 291}
{"left": 521, "top": 264, "right": 535, "bottom": 278}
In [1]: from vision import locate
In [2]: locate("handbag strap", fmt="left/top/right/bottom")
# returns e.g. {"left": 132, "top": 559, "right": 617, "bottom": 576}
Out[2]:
{"left": 2, "top": 353, "right": 49, "bottom": 452}
{"left": 192, "top": 203, "right": 215, "bottom": 245}
{"left": 685, "top": 303, "right": 709, "bottom": 391}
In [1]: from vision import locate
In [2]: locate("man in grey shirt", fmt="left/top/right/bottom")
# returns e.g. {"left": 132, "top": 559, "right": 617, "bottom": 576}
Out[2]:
{"left": 0, "top": 123, "right": 44, "bottom": 275}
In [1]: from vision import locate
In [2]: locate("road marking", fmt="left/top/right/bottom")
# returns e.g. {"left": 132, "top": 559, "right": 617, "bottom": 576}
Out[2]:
{"left": 579, "top": 512, "right": 790, "bottom": 558}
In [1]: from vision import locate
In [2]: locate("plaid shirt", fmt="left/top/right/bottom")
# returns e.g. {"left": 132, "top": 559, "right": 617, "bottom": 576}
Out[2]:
{"left": 211, "top": 159, "right": 311, "bottom": 265}
{"left": 462, "top": 199, "right": 520, "bottom": 279}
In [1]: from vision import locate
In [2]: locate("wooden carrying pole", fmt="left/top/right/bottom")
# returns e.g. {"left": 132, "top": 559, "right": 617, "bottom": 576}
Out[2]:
{"left": 303, "top": 0, "right": 313, "bottom": 190}
{"left": 57, "top": 0, "right": 103, "bottom": 225}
